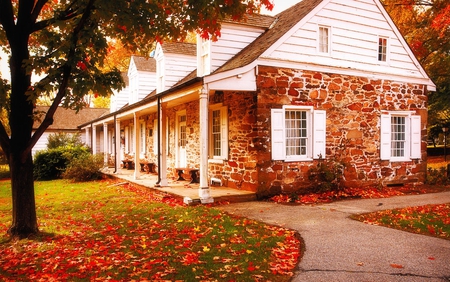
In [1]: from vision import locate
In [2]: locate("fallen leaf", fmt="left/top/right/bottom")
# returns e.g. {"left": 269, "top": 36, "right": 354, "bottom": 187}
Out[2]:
{"left": 390, "top": 263, "right": 404, "bottom": 269}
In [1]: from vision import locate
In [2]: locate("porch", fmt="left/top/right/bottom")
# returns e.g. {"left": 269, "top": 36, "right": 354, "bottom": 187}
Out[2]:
{"left": 102, "top": 167, "right": 257, "bottom": 204}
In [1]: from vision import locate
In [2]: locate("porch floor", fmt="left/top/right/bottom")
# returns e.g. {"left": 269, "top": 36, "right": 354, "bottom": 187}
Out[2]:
{"left": 102, "top": 168, "right": 257, "bottom": 204}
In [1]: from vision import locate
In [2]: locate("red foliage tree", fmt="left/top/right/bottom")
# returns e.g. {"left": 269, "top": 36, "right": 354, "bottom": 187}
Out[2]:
{"left": 0, "top": 0, "right": 273, "bottom": 239}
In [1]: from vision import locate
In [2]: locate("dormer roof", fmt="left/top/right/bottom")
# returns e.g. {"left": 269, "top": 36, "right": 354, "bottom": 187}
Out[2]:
{"left": 130, "top": 55, "right": 156, "bottom": 72}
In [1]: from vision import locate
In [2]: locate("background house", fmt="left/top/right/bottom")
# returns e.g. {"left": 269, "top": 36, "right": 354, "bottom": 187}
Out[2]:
{"left": 33, "top": 106, "right": 109, "bottom": 156}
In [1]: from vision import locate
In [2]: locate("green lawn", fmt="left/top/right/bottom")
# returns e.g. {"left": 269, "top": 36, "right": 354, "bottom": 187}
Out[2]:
{"left": 0, "top": 179, "right": 300, "bottom": 281}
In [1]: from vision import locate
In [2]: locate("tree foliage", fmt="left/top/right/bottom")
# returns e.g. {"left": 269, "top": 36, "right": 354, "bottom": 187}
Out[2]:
{"left": 382, "top": 0, "right": 450, "bottom": 135}
{"left": 0, "top": 0, "right": 273, "bottom": 238}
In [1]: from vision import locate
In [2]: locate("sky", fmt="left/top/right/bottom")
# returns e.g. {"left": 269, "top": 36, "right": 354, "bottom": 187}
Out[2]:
{"left": 264, "top": 0, "right": 302, "bottom": 15}
{"left": 0, "top": 0, "right": 303, "bottom": 80}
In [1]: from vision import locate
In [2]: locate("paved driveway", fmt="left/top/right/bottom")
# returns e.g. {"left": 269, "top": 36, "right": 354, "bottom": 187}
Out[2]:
{"left": 218, "top": 191, "right": 450, "bottom": 281}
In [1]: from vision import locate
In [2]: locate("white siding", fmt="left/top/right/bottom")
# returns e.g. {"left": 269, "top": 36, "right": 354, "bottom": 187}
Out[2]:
{"left": 265, "top": 0, "right": 426, "bottom": 80}
{"left": 32, "top": 132, "right": 50, "bottom": 156}
{"left": 163, "top": 54, "right": 197, "bottom": 90}
{"left": 110, "top": 86, "right": 129, "bottom": 112}
{"left": 127, "top": 59, "right": 156, "bottom": 105}
{"left": 210, "top": 25, "right": 266, "bottom": 72}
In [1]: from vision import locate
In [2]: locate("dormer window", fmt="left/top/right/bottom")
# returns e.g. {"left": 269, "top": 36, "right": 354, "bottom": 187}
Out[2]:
{"left": 156, "top": 57, "right": 165, "bottom": 93}
{"left": 378, "top": 36, "right": 388, "bottom": 62}
{"left": 318, "top": 26, "right": 330, "bottom": 54}
{"left": 198, "top": 37, "right": 211, "bottom": 77}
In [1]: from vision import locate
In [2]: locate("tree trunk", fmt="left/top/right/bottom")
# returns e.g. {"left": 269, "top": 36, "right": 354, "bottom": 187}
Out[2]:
{"left": 7, "top": 151, "right": 39, "bottom": 238}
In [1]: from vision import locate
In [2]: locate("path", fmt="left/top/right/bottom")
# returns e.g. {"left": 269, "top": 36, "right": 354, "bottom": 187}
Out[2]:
{"left": 218, "top": 191, "right": 450, "bottom": 281}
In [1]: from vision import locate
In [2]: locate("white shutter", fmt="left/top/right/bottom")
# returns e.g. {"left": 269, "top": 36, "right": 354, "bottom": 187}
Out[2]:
{"left": 410, "top": 115, "right": 421, "bottom": 159}
{"left": 271, "top": 109, "right": 285, "bottom": 160}
{"left": 313, "top": 110, "right": 326, "bottom": 159}
{"left": 221, "top": 107, "right": 228, "bottom": 159}
{"left": 380, "top": 114, "right": 391, "bottom": 160}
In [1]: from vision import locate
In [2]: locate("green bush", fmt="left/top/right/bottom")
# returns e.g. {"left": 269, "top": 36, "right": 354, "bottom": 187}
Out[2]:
{"left": 62, "top": 154, "right": 104, "bottom": 182}
{"left": 426, "top": 167, "right": 449, "bottom": 185}
{"left": 307, "top": 159, "right": 345, "bottom": 193}
{"left": 47, "top": 132, "right": 84, "bottom": 149}
{"left": 33, "top": 145, "right": 91, "bottom": 180}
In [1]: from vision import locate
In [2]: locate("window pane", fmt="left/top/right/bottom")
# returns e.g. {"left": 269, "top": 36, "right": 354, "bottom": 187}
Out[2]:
{"left": 212, "top": 110, "right": 221, "bottom": 157}
{"left": 378, "top": 37, "right": 387, "bottom": 62}
{"left": 391, "top": 116, "right": 406, "bottom": 157}
{"left": 285, "top": 110, "right": 308, "bottom": 156}
{"left": 319, "top": 27, "right": 329, "bottom": 53}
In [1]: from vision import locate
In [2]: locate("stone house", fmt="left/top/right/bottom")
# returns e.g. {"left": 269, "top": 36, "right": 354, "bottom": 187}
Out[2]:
{"left": 80, "top": 0, "right": 435, "bottom": 201}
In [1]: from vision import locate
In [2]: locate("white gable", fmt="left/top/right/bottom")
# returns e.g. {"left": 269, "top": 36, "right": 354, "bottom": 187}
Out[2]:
{"left": 261, "top": 0, "right": 435, "bottom": 90}
{"left": 155, "top": 43, "right": 197, "bottom": 93}
{"left": 127, "top": 56, "right": 156, "bottom": 104}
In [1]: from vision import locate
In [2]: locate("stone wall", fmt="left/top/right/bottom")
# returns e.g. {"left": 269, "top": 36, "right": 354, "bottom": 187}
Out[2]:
{"left": 253, "top": 66, "right": 428, "bottom": 197}
{"left": 208, "top": 91, "right": 260, "bottom": 191}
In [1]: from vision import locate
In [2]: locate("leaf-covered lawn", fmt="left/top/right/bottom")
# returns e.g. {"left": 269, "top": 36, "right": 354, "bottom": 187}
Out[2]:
{"left": 0, "top": 180, "right": 300, "bottom": 281}
{"left": 353, "top": 204, "right": 450, "bottom": 240}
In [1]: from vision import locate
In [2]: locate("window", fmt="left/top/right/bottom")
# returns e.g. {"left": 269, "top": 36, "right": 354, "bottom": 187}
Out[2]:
{"left": 209, "top": 105, "right": 228, "bottom": 160}
{"left": 140, "top": 121, "right": 146, "bottom": 156}
{"left": 153, "top": 118, "right": 169, "bottom": 156}
{"left": 318, "top": 26, "right": 330, "bottom": 54}
{"left": 271, "top": 106, "right": 326, "bottom": 161}
{"left": 380, "top": 112, "right": 421, "bottom": 161}
{"left": 378, "top": 37, "right": 388, "bottom": 62}
{"left": 200, "top": 38, "right": 211, "bottom": 76}
{"left": 156, "top": 58, "right": 165, "bottom": 93}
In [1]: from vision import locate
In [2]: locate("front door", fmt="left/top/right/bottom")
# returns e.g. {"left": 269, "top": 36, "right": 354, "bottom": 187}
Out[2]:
{"left": 178, "top": 114, "right": 187, "bottom": 167}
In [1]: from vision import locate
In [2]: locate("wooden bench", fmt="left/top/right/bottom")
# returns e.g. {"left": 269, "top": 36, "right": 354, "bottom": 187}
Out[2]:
{"left": 122, "top": 159, "right": 134, "bottom": 170}
{"left": 175, "top": 168, "right": 199, "bottom": 183}
{"left": 139, "top": 162, "right": 156, "bottom": 173}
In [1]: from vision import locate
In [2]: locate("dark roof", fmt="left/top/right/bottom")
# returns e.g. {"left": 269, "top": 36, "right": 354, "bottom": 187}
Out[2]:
{"left": 223, "top": 13, "right": 275, "bottom": 29}
{"left": 131, "top": 55, "right": 156, "bottom": 72}
{"left": 161, "top": 42, "right": 197, "bottom": 56}
{"left": 33, "top": 106, "right": 109, "bottom": 130}
{"left": 214, "top": 0, "right": 323, "bottom": 74}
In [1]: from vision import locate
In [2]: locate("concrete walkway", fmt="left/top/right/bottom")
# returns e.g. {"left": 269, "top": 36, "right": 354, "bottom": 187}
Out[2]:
{"left": 217, "top": 191, "right": 450, "bottom": 281}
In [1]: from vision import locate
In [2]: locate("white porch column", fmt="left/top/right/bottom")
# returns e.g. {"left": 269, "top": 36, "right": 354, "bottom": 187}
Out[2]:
{"left": 133, "top": 112, "right": 141, "bottom": 180}
{"left": 115, "top": 118, "right": 121, "bottom": 173}
{"left": 159, "top": 103, "right": 168, "bottom": 187}
{"left": 92, "top": 125, "right": 97, "bottom": 154}
{"left": 199, "top": 87, "right": 213, "bottom": 203}
{"left": 103, "top": 123, "right": 108, "bottom": 165}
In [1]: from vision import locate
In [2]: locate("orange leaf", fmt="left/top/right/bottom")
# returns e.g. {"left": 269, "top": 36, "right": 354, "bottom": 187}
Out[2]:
{"left": 390, "top": 263, "right": 403, "bottom": 269}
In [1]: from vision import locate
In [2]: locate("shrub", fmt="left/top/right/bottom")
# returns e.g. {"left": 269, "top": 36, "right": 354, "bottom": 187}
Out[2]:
{"left": 307, "top": 159, "right": 345, "bottom": 193}
{"left": 62, "top": 154, "right": 105, "bottom": 182}
{"left": 426, "top": 167, "right": 449, "bottom": 185}
{"left": 34, "top": 145, "right": 91, "bottom": 180}
{"left": 47, "top": 132, "right": 83, "bottom": 149}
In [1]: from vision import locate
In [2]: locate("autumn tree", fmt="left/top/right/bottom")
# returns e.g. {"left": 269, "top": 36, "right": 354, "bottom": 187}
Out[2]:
{"left": 0, "top": 0, "right": 273, "bottom": 238}
{"left": 382, "top": 0, "right": 450, "bottom": 138}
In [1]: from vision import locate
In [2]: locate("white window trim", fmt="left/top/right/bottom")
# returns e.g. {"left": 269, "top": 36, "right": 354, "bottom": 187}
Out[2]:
{"left": 380, "top": 111, "right": 421, "bottom": 162}
{"left": 156, "top": 57, "right": 165, "bottom": 93}
{"left": 271, "top": 106, "right": 326, "bottom": 162}
{"left": 317, "top": 25, "right": 331, "bottom": 55}
{"left": 208, "top": 104, "right": 228, "bottom": 162}
{"left": 377, "top": 35, "right": 390, "bottom": 64}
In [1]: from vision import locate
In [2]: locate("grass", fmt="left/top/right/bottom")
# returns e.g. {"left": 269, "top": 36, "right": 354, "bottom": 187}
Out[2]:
{"left": 352, "top": 204, "right": 450, "bottom": 240}
{"left": 0, "top": 179, "right": 300, "bottom": 281}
